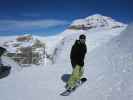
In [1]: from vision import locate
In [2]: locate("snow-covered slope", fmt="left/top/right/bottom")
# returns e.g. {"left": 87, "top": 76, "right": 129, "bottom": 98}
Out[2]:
{"left": 84, "top": 23, "right": 133, "bottom": 100}
{"left": 48, "top": 14, "right": 127, "bottom": 63}
{"left": 54, "top": 27, "right": 126, "bottom": 64}
{"left": 0, "top": 15, "right": 132, "bottom": 100}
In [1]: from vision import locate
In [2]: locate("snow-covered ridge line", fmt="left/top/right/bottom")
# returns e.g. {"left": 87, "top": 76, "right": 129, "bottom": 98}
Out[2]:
{"left": 70, "top": 14, "right": 127, "bottom": 30}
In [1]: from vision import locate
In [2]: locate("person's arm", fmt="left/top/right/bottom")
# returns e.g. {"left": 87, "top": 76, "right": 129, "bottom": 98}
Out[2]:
{"left": 85, "top": 44, "right": 87, "bottom": 54}
{"left": 70, "top": 44, "right": 75, "bottom": 60}
{"left": 78, "top": 44, "right": 87, "bottom": 66}
{"left": 70, "top": 40, "right": 78, "bottom": 59}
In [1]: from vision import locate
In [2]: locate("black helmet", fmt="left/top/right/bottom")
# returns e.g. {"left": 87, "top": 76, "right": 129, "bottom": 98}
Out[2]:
{"left": 79, "top": 34, "right": 86, "bottom": 40}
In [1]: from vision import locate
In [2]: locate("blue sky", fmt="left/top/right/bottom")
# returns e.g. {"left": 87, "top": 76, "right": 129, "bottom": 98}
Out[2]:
{"left": 0, "top": 0, "right": 132, "bottom": 36}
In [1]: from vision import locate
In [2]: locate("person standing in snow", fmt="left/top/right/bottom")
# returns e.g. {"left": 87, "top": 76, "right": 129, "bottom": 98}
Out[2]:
{"left": 0, "top": 47, "right": 7, "bottom": 66}
{"left": 0, "top": 47, "right": 11, "bottom": 73}
{"left": 66, "top": 34, "right": 87, "bottom": 90}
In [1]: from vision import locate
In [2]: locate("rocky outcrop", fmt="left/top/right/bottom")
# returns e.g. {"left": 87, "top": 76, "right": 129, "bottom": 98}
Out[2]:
{"left": 16, "top": 34, "right": 33, "bottom": 42}
{"left": 4, "top": 34, "right": 45, "bottom": 66}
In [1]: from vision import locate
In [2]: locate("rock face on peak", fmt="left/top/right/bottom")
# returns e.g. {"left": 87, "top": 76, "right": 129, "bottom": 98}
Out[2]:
{"left": 69, "top": 14, "right": 126, "bottom": 30}
{"left": 16, "top": 34, "right": 33, "bottom": 42}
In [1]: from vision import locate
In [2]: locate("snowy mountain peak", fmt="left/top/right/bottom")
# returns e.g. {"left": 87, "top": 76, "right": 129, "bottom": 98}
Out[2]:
{"left": 69, "top": 14, "right": 127, "bottom": 30}
{"left": 85, "top": 14, "right": 104, "bottom": 19}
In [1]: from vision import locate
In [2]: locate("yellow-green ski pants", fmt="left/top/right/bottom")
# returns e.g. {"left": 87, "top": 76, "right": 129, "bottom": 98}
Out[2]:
{"left": 67, "top": 65, "right": 84, "bottom": 89}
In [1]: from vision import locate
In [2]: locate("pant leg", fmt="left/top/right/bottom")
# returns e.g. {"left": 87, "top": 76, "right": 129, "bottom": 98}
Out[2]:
{"left": 79, "top": 67, "right": 84, "bottom": 79}
{"left": 67, "top": 65, "right": 84, "bottom": 89}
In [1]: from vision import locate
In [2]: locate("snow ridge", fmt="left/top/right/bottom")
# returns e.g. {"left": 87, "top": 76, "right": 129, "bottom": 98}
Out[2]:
{"left": 70, "top": 14, "right": 126, "bottom": 30}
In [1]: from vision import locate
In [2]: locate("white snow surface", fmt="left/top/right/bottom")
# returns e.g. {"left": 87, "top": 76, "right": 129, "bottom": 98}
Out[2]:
{"left": 0, "top": 17, "right": 133, "bottom": 100}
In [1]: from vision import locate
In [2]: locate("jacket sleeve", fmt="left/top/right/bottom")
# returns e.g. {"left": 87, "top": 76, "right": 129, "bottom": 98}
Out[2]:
{"left": 70, "top": 41, "right": 77, "bottom": 60}
{"left": 78, "top": 44, "right": 87, "bottom": 66}
{"left": 70, "top": 45, "right": 73, "bottom": 59}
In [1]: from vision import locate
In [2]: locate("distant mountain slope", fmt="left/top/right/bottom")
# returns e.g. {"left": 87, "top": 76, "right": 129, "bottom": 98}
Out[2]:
{"left": 69, "top": 14, "right": 126, "bottom": 30}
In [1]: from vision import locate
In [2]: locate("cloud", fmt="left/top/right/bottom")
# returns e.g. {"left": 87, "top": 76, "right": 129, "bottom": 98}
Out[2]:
{"left": 0, "top": 19, "right": 69, "bottom": 33}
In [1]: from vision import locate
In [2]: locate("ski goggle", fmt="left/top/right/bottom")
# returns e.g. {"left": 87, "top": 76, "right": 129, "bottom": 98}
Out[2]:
{"left": 79, "top": 38, "right": 86, "bottom": 42}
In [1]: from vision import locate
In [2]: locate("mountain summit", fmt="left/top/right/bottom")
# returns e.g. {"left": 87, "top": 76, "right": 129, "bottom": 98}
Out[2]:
{"left": 69, "top": 14, "right": 126, "bottom": 30}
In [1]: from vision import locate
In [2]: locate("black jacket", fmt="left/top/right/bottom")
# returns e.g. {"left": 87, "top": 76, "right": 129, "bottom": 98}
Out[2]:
{"left": 70, "top": 40, "right": 87, "bottom": 66}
